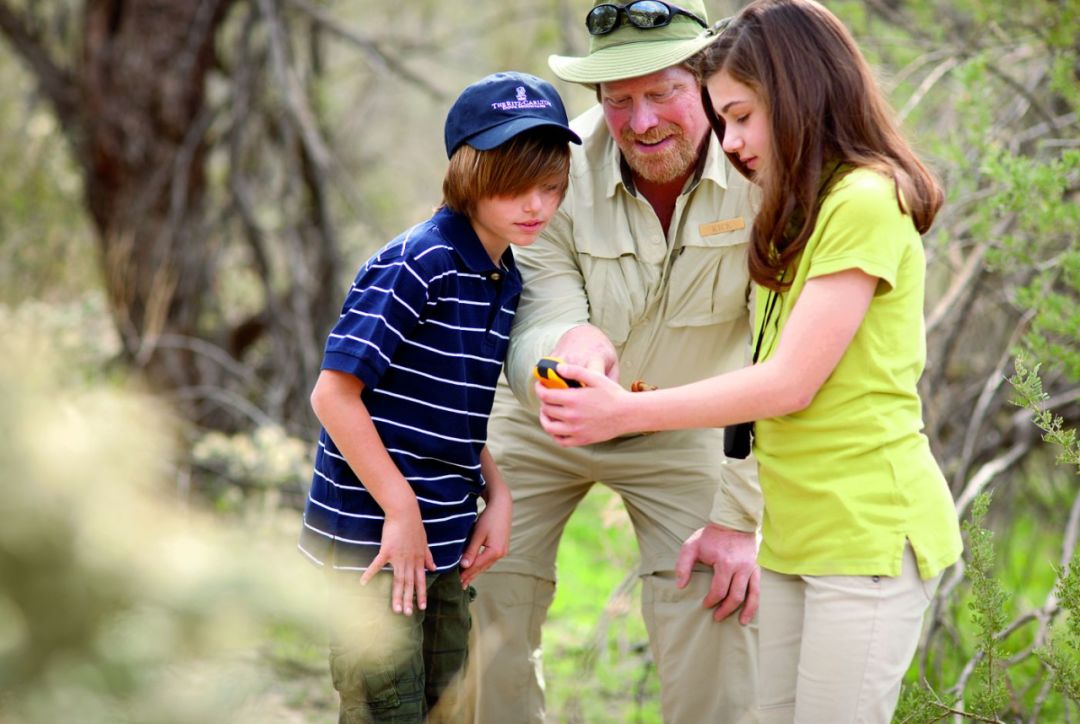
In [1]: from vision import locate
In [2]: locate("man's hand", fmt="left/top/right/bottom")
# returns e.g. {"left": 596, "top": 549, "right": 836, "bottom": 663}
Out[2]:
{"left": 675, "top": 523, "right": 759, "bottom": 625}
{"left": 550, "top": 324, "right": 620, "bottom": 382}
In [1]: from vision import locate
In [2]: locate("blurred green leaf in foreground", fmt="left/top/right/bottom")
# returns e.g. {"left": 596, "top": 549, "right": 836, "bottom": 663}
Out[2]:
{"left": 0, "top": 312, "right": 326, "bottom": 724}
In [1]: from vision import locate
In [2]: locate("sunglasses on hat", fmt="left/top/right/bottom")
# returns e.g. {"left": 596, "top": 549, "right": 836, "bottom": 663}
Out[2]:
{"left": 586, "top": 1, "right": 707, "bottom": 36}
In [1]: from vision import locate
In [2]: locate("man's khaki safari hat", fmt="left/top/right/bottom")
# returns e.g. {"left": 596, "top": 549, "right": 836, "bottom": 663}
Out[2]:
{"left": 549, "top": 0, "right": 716, "bottom": 84}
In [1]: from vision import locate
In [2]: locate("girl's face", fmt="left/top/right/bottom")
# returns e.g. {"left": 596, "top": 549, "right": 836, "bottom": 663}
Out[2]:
{"left": 705, "top": 70, "right": 770, "bottom": 176}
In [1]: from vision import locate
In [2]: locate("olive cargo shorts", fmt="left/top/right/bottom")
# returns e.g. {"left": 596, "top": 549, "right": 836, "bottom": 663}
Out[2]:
{"left": 327, "top": 568, "right": 475, "bottom": 724}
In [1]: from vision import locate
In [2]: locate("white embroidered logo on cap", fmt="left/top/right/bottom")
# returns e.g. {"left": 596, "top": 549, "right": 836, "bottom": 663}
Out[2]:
{"left": 491, "top": 86, "right": 552, "bottom": 111}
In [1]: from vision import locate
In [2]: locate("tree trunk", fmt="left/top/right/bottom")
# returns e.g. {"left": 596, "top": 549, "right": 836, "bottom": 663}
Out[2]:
{"left": 1, "top": 0, "right": 343, "bottom": 432}
{"left": 79, "top": 0, "right": 232, "bottom": 393}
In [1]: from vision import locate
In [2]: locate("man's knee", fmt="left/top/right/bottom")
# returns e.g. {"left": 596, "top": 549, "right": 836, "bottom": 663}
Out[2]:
{"left": 471, "top": 572, "right": 555, "bottom": 656}
{"left": 640, "top": 571, "right": 758, "bottom": 723}
{"left": 467, "top": 572, "right": 555, "bottom": 724}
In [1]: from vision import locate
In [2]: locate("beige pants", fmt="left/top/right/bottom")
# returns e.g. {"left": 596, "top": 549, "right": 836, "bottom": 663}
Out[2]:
{"left": 465, "top": 394, "right": 758, "bottom": 723}
{"left": 756, "top": 544, "right": 941, "bottom": 723}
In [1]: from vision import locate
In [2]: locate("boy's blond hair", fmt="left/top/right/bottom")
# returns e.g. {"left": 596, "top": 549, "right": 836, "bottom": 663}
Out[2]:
{"left": 442, "top": 128, "right": 571, "bottom": 216}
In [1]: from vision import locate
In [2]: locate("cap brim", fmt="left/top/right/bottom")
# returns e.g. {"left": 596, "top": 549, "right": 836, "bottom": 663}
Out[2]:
{"left": 549, "top": 33, "right": 716, "bottom": 85}
{"left": 465, "top": 117, "right": 582, "bottom": 152}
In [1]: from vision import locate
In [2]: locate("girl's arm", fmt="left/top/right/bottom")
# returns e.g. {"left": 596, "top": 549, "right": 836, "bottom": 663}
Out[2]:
{"left": 537, "top": 268, "right": 879, "bottom": 446}
{"left": 310, "top": 369, "right": 436, "bottom": 614}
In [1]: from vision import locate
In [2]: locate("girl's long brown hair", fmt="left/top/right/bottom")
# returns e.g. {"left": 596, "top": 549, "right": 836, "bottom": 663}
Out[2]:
{"left": 691, "top": 0, "right": 943, "bottom": 291}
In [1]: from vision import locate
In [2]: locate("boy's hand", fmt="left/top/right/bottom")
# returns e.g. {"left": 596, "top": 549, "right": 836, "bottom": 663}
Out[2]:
{"left": 459, "top": 487, "right": 512, "bottom": 588}
{"left": 360, "top": 508, "right": 436, "bottom": 616}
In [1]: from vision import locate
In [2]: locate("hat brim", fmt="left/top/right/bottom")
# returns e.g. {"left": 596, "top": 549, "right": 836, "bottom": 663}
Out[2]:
{"left": 464, "top": 117, "right": 583, "bottom": 152}
{"left": 548, "top": 32, "right": 716, "bottom": 85}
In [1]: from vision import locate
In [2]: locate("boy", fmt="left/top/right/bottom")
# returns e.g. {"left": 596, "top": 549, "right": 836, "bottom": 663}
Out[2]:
{"left": 297, "top": 72, "right": 580, "bottom": 723}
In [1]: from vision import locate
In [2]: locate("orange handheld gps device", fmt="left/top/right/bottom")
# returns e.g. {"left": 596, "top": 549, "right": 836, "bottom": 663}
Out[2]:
{"left": 533, "top": 357, "right": 582, "bottom": 389}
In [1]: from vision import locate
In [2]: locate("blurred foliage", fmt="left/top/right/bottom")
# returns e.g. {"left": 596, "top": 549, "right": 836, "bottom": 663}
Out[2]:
{"left": 1040, "top": 555, "right": 1080, "bottom": 705}
{"left": 1012, "top": 358, "right": 1080, "bottom": 471}
{"left": 192, "top": 425, "right": 312, "bottom": 507}
{"left": 0, "top": 312, "right": 325, "bottom": 723}
{"left": 962, "top": 495, "right": 1012, "bottom": 717}
{"left": 0, "top": 58, "right": 95, "bottom": 304}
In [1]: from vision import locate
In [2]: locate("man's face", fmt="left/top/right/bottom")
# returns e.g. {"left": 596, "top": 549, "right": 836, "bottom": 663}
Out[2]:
{"left": 599, "top": 66, "right": 709, "bottom": 184}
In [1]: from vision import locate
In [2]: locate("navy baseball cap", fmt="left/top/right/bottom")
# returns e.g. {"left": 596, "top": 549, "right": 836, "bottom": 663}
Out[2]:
{"left": 444, "top": 71, "right": 582, "bottom": 158}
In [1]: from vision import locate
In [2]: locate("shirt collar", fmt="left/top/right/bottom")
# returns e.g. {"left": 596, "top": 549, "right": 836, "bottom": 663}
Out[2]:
{"left": 432, "top": 206, "right": 520, "bottom": 285}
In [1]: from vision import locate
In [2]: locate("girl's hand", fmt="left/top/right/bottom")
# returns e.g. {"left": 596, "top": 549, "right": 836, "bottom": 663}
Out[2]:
{"left": 536, "top": 362, "right": 636, "bottom": 446}
{"left": 360, "top": 509, "right": 436, "bottom": 616}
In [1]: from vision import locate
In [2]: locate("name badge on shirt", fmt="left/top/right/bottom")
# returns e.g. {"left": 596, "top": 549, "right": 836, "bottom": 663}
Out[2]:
{"left": 699, "top": 217, "right": 746, "bottom": 236}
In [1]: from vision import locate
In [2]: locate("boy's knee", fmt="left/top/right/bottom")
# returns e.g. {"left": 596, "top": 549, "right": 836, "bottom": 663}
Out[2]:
{"left": 330, "top": 631, "right": 425, "bottom": 722}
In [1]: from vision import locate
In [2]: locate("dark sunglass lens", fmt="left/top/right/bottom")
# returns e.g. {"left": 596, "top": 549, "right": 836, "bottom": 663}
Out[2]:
{"left": 626, "top": 1, "right": 672, "bottom": 28}
{"left": 587, "top": 5, "right": 620, "bottom": 34}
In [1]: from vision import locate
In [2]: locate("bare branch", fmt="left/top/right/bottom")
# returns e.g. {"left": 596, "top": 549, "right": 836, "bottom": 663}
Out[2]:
{"left": 173, "top": 384, "right": 277, "bottom": 428}
{"left": 256, "top": 0, "right": 333, "bottom": 171}
{"left": 282, "top": 0, "right": 448, "bottom": 101}
{"left": 951, "top": 309, "right": 1035, "bottom": 489}
{"left": 898, "top": 55, "right": 960, "bottom": 123}
{"left": 153, "top": 333, "right": 261, "bottom": 387}
{"left": 954, "top": 440, "right": 1032, "bottom": 517}
{"left": 1061, "top": 492, "right": 1080, "bottom": 571}
{"left": 926, "top": 243, "right": 988, "bottom": 335}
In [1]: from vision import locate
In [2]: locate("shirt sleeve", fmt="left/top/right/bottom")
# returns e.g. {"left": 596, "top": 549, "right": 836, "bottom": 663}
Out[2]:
{"left": 504, "top": 205, "right": 591, "bottom": 412}
{"left": 322, "top": 246, "right": 440, "bottom": 389}
{"left": 709, "top": 455, "right": 763, "bottom": 532}
{"left": 807, "top": 172, "right": 910, "bottom": 293}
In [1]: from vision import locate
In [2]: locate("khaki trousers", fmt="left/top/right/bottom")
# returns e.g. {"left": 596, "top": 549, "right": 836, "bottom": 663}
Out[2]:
{"left": 466, "top": 393, "right": 758, "bottom": 723}
{"left": 756, "top": 544, "right": 941, "bottom": 723}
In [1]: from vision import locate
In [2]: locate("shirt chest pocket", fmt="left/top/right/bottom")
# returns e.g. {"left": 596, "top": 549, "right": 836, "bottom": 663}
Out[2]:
{"left": 574, "top": 234, "right": 656, "bottom": 348}
{"left": 665, "top": 227, "right": 751, "bottom": 328}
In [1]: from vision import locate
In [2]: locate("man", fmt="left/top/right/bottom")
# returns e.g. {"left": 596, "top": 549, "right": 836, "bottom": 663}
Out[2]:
{"left": 468, "top": 3, "right": 761, "bottom": 721}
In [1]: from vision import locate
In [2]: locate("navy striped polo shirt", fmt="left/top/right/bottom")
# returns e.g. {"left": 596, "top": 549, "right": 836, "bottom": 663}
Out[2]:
{"left": 298, "top": 206, "right": 522, "bottom": 572}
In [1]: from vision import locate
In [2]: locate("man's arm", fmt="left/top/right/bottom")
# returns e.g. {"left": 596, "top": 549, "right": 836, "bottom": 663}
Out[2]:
{"left": 310, "top": 369, "right": 435, "bottom": 615}
{"left": 505, "top": 207, "right": 619, "bottom": 410}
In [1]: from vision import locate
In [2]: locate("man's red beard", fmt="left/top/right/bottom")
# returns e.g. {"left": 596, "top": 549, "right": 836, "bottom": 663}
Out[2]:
{"left": 619, "top": 123, "right": 699, "bottom": 183}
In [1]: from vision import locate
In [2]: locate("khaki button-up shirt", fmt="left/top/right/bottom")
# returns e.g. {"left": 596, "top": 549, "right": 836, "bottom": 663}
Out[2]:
{"left": 504, "top": 105, "right": 762, "bottom": 531}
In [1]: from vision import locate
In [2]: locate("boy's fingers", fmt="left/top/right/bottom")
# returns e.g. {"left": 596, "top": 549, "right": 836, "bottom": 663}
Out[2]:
{"left": 400, "top": 568, "right": 414, "bottom": 616}
{"left": 414, "top": 567, "right": 427, "bottom": 612}
{"left": 460, "top": 555, "right": 488, "bottom": 587}
{"left": 460, "top": 537, "right": 483, "bottom": 569}
{"left": 360, "top": 552, "right": 387, "bottom": 586}
{"left": 390, "top": 567, "right": 406, "bottom": 614}
{"left": 466, "top": 549, "right": 492, "bottom": 578}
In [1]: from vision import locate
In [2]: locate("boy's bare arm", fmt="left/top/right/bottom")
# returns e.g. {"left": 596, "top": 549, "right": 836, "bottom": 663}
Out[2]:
{"left": 459, "top": 446, "right": 512, "bottom": 587}
{"left": 310, "top": 369, "right": 436, "bottom": 616}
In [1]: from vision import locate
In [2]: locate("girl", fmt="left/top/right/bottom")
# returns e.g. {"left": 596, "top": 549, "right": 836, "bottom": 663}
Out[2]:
{"left": 534, "top": 1, "right": 963, "bottom": 721}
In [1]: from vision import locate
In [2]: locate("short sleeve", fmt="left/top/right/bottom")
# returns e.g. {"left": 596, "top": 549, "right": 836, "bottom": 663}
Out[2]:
{"left": 322, "top": 243, "right": 446, "bottom": 388}
{"left": 807, "top": 171, "right": 913, "bottom": 293}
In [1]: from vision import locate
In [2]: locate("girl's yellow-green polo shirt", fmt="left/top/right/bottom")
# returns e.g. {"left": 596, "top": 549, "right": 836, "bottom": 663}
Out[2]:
{"left": 753, "top": 168, "right": 963, "bottom": 581}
